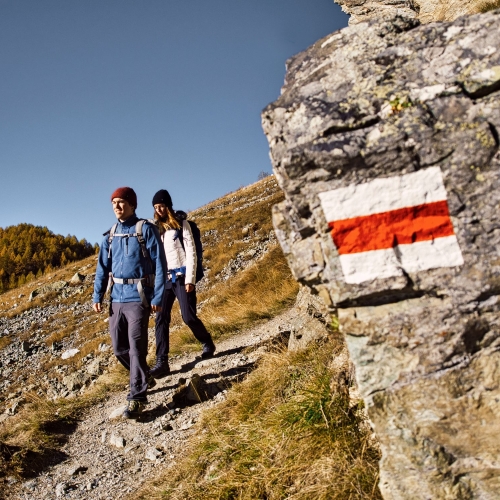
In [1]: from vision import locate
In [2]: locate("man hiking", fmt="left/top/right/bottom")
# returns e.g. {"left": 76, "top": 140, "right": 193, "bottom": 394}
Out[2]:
{"left": 92, "top": 187, "right": 166, "bottom": 419}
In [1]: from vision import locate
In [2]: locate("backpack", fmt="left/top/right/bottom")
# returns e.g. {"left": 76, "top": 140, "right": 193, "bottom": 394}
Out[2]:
{"left": 106, "top": 219, "right": 153, "bottom": 267}
{"left": 104, "top": 219, "right": 156, "bottom": 306}
{"left": 174, "top": 213, "right": 204, "bottom": 283}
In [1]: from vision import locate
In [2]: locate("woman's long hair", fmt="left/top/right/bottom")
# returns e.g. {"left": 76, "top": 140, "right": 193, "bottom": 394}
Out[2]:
{"left": 154, "top": 206, "right": 181, "bottom": 234}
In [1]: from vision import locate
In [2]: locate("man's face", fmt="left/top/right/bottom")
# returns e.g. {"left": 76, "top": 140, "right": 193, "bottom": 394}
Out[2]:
{"left": 112, "top": 198, "right": 135, "bottom": 221}
{"left": 154, "top": 203, "right": 168, "bottom": 219}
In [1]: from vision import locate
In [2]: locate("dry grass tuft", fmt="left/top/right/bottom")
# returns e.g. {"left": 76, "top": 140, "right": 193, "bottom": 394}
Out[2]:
{"left": 476, "top": 0, "right": 500, "bottom": 12}
{"left": 424, "top": 0, "right": 500, "bottom": 22}
{"left": 136, "top": 336, "right": 381, "bottom": 500}
{"left": 0, "top": 337, "right": 11, "bottom": 351}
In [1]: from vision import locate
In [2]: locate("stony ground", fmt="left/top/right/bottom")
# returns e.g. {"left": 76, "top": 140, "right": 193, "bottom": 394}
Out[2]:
{"left": 5, "top": 307, "right": 297, "bottom": 500}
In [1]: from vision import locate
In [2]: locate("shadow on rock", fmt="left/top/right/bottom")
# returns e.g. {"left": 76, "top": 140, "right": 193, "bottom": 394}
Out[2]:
{"left": 172, "top": 363, "right": 256, "bottom": 409}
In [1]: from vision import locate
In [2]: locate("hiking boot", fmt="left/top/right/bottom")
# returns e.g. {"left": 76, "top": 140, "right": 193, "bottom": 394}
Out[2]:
{"left": 150, "top": 356, "right": 171, "bottom": 379}
{"left": 147, "top": 375, "right": 157, "bottom": 389}
{"left": 123, "top": 400, "right": 144, "bottom": 419}
{"left": 201, "top": 342, "right": 216, "bottom": 359}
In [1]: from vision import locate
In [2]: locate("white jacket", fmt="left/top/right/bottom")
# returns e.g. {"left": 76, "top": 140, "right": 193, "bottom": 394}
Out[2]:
{"left": 162, "top": 220, "right": 197, "bottom": 285}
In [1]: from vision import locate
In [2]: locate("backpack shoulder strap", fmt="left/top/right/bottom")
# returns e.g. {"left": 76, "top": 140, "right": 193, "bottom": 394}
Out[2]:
{"left": 176, "top": 219, "right": 188, "bottom": 251}
{"left": 189, "top": 220, "right": 204, "bottom": 283}
{"left": 135, "top": 219, "right": 145, "bottom": 237}
{"left": 135, "top": 220, "right": 150, "bottom": 259}
{"left": 107, "top": 223, "right": 118, "bottom": 258}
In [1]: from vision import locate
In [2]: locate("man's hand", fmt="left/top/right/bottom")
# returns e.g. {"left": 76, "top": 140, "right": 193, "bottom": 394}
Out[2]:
{"left": 185, "top": 284, "right": 195, "bottom": 293}
{"left": 93, "top": 302, "right": 102, "bottom": 313}
{"left": 151, "top": 305, "right": 162, "bottom": 313}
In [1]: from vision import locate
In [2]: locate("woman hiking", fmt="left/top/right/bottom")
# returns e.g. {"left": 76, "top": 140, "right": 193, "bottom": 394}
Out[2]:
{"left": 149, "top": 189, "right": 216, "bottom": 379}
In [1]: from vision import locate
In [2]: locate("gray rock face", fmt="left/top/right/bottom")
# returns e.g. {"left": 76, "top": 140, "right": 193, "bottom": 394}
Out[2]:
{"left": 287, "top": 286, "right": 331, "bottom": 351}
{"left": 70, "top": 272, "right": 85, "bottom": 284}
{"left": 109, "top": 433, "right": 125, "bottom": 448}
{"left": 62, "top": 371, "right": 90, "bottom": 392}
{"left": 262, "top": 11, "right": 500, "bottom": 499}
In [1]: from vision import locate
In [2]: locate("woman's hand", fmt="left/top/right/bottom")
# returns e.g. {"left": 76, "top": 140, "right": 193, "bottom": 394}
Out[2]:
{"left": 185, "top": 283, "right": 195, "bottom": 293}
{"left": 151, "top": 305, "right": 162, "bottom": 313}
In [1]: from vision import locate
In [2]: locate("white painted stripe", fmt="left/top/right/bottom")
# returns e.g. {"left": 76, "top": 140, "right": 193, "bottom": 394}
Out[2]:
{"left": 338, "top": 235, "right": 464, "bottom": 284}
{"left": 318, "top": 167, "right": 448, "bottom": 221}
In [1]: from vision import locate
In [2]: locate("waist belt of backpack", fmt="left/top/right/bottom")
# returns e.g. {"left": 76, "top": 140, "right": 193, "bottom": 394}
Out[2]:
{"left": 168, "top": 266, "right": 186, "bottom": 284}
{"left": 109, "top": 274, "right": 155, "bottom": 307}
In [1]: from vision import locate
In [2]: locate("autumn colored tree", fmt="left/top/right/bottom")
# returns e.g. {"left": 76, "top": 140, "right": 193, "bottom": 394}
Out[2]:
{"left": 0, "top": 223, "right": 96, "bottom": 292}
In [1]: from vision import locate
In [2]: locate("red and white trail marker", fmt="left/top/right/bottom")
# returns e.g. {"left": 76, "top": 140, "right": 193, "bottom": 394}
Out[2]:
{"left": 318, "top": 167, "right": 464, "bottom": 284}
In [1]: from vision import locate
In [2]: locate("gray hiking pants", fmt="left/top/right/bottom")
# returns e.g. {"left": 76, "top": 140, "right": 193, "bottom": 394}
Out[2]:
{"left": 109, "top": 302, "right": 150, "bottom": 402}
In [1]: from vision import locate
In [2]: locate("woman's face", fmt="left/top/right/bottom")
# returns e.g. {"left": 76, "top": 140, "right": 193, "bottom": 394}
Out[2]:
{"left": 154, "top": 203, "right": 168, "bottom": 218}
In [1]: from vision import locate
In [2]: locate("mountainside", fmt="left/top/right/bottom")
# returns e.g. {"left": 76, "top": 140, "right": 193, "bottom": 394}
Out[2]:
{"left": 0, "top": 224, "right": 96, "bottom": 293}
{"left": 0, "top": 175, "right": 286, "bottom": 423}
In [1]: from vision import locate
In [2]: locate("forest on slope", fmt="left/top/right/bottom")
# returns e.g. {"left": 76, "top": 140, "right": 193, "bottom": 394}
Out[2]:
{"left": 0, "top": 224, "right": 96, "bottom": 293}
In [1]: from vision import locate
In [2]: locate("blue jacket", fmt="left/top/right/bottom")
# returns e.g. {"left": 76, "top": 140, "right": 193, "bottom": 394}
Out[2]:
{"left": 93, "top": 215, "right": 166, "bottom": 306}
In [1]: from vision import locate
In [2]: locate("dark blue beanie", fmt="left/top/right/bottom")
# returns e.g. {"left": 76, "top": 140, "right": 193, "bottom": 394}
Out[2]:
{"left": 152, "top": 189, "right": 173, "bottom": 209}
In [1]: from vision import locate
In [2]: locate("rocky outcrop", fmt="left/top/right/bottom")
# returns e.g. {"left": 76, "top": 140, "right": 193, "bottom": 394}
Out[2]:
{"left": 29, "top": 280, "right": 68, "bottom": 301}
{"left": 263, "top": 10, "right": 500, "bottom": 499}
{"left": 336, "top": 0, "right": 417, "bottom": 25}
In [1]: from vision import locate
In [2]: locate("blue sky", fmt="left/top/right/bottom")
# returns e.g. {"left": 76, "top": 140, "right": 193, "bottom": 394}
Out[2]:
{"left": 0, "top": 1, "right": 348, "bottom": 244}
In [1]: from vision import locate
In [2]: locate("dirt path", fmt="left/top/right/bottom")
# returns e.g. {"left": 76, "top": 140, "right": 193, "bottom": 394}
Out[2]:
{"left": 7, "top": 308, "right": 296, "bottom": 500}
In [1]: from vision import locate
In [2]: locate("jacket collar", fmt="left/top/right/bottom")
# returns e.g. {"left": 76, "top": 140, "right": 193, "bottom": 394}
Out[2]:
{"left": 118, "top": 214, "right": 139, "bottom": 228}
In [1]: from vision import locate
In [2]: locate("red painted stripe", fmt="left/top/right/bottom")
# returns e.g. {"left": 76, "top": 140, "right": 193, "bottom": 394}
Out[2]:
{"left": 329, "top": 200, "right": 455, "bottom": 255}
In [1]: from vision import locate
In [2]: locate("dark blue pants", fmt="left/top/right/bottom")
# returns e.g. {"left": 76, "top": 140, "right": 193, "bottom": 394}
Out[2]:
{"left": 109, "top": 302, "right": 150, "bottom": 402}
{"left": 155, "top": 277, "right": 212, "bottom": 358}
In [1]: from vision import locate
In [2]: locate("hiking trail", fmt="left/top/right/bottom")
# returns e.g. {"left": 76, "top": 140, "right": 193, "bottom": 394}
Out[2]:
{"left": 7, "top": 307, "right": 297, "bottom": 500}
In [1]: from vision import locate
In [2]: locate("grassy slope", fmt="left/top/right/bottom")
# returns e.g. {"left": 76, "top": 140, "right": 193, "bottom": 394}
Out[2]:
{"left": 136, "top": 336, "right": 381, "bottom": 500}
{"left": 167, "top": 176, "right": 298, "bottom": 352}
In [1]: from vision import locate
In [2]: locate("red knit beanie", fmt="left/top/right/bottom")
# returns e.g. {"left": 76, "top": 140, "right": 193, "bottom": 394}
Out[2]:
{"left": 110, "top": 187, "right": 137, "bottom": 208}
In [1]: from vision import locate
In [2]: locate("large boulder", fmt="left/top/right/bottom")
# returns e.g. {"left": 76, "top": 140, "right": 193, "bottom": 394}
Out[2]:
{"left": 62, "top": 371, "right": 91, "bottom": 392}
{"left": 29, "top": 281, "right": 68, "bottom": 301}
{"left": 287, "top": 286, "right": 331, "bottom": 351}
{"left": 262, "top": 11, "right": 500, "bottom": 499}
